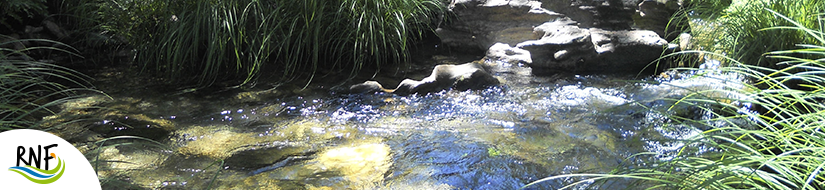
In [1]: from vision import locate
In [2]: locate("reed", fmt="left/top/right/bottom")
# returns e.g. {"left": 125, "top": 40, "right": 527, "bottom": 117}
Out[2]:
{"left": 71, "top": 0, "right": 445, "bottom": 88}
{"left": 683, "top": 0, "right": 824, "bottom": 68}
{"left": 0, "top": 37, "right": 100, "bottom": 131}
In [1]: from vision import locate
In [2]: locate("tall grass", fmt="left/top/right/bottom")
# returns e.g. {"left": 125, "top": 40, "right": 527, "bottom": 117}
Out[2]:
{"left": 70, "top": 0, "right": 445, "bottom": 87}
{"left": 684, "top": 0, "right": 824, "bottom": 68}
{"left": 0, "top": 37, "right": 101, "bottom": 131}
{"left": 524, "top": 8, "right": 825, "bottom": 190}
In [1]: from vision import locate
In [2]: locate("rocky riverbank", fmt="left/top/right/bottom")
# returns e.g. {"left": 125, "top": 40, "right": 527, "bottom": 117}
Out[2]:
{"left": 353, "top": 0, "right": 689, "bottom": 95}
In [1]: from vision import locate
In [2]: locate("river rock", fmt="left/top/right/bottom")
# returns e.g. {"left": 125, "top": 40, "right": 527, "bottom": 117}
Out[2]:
{"left": 515, "top": 18, "right": 667, "bottom": 74}
{"left": 485, "top": 43, "right": 533, "bottom": 64}
{"left": 514, "top": 19, "right": 594, "bottom": 74}
{"left": 350, "top": 62, "right": 500, "bottom": 95}
{"left": 175, "top": 121, "right": 358, "bottom": 170}
{"left": 589, "top": 28, "right": 668, "bottom": 70}
{"left": 440, "top": 0, "right": 648, "bottom": 52}
{"left": 42, "top": 20, "right": 68, "bottom": 39}
{"left": 87, "top": 113, "right": 176, "bottom": 141}
{"left": 633, "top": 0, "right": 685, "bottom": 41}
{"left": 223, "top": 142, "right": 316, "bottom": 170}
{"left": 437, "top": 0, "right": 563, "bottom": 52}
{"left": 540, "top": 0, "right": 643, "bottom": 30}
{"left": 438, "top": 0, "right": 681, "bottom": 75}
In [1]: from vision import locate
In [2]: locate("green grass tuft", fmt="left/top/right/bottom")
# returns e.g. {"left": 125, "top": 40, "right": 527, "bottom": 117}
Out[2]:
{"left": 0, "top": 36, "right": 101, "bottom": 131}
{"left": 683, "top": 0, "right": 825, "bottom": 68}
{"left": 69, "top": 0, "right": 446, "bottom": 88}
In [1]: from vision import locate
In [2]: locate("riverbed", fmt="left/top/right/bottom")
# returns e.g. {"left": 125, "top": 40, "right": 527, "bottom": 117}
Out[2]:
{"left": 53, "top": 46, "right": 740, "bottom": 189}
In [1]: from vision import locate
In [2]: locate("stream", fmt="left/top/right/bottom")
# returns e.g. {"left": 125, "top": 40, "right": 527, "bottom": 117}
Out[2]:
{"left": 64, "top": 47, "right": 742, "bottom": 189}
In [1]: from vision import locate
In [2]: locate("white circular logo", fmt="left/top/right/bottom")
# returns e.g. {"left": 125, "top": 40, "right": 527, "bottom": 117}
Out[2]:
{"left": 0, "top": 129, "right": 101, "bottom": 189}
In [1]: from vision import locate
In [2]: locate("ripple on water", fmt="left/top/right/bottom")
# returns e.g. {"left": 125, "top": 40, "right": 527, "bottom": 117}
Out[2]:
{"left": 87, "top": 60, "right": 751, "bottom": 189}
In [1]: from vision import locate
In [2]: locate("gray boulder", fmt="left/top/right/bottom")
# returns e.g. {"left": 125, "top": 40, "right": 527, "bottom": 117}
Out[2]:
{"left": 440, "top": 0, "right": 676, "bottom": 74}
{"left": 587, "top": 28, "right": 669, "bottom": 72}
{"left": 437, "top": 0, "right": 563, "bottom": 52}
{"left": 633, "top": 0, "right": 685, "bottom": 41}
{"left": 540, "top": 0, "right": 643, "bottom": 29}
{"left": 514, "top": 19, "right": 667, "bottom": 74}
{"left": 515, "top": 19, "right": 597, "bottom": 74}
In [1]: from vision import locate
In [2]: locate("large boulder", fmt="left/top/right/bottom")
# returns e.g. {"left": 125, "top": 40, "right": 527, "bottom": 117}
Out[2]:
{"left": 586, "top": 28, "right": 669, "bottom": 72}
{"left": 515, "top": 19, "right": 597, "bottom": 74}
{"left": 506, "top": 18, "right": 667, "bottom": 74}
{"left": 350, "top": 62, "right": 500, "bottom": 95}
{"left": 437, "top": 0, "right": 563, "bottom": 52}
{"left": 439, "top": 0, "right": 675, "bottom": 74}
{"left": 438, "top": 0, "right": 648, "bottom": 52}
{"left": 633, "top": 0, "right": 685, "bottom": 41}
{"left": 540, "top": 0, "right": 643, "bottom": 29}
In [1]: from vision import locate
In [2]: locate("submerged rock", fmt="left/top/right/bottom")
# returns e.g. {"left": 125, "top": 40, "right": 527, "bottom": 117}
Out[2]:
{"left": 350, "top": 62, "right": 500, "bottom": 95}
{"left": 311, "top": 143, "right": 391, "bottom": 184}
{"left": 240, "top": 143, "right": 392, "bottom": 189}
{"left": 222, "top": 140, "right": 316, "bottom": 170}
{"left": 41, "top": 95, "right": 176, "bottom": 141}
{"left": 174, "top": 120, "right": 357, "bottom": 169}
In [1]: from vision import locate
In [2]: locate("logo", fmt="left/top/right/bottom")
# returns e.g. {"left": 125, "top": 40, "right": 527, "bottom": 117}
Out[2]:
{"left": 9, "top": 144, "right": 65, "bottom": 184}
{"left": 0, "top": 129, "right": 101, "bottom": 189}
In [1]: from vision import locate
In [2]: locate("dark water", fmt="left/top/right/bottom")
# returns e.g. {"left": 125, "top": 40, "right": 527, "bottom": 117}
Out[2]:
{"left": 74, "top": 52, "right": 741, "bottom": 189}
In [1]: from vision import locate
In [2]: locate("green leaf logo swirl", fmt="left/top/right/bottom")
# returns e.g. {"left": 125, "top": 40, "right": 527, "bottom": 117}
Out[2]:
{"left": 8, "top": 154, "right": 66, "bottom": 184}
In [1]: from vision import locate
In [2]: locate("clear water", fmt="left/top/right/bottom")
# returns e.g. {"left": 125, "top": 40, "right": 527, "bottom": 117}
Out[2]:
{"left": 76, "top": 55, "right": 744, "bottom": 189}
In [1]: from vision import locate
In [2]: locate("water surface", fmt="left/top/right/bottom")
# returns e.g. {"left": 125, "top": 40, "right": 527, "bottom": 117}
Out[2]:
{"left": 71, "top": 55, "right": 738, "bottom": 189}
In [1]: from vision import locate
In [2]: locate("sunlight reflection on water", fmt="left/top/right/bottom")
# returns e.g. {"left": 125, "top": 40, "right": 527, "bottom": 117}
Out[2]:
{"left": 95, "top": 59, "right": 751, "bottom": 189}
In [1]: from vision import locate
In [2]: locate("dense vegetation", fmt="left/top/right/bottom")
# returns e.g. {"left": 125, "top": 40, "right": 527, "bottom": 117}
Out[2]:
{"left": 686, "top": 0, "right": 824, "bottom": 68}
{"left": 1, "top": 0, "right": 447, "bottom": 129}
{"left": 0, "top": 38, "right": 95, "bottom": 131}
{"left": 0, "top": 0, "right": 47, "bottom": 30}
{"left": 526, "top": 0, "right": 825, "bottom": 189}
{"left": 68, "top": 0, "right": 447, "bottom": 87}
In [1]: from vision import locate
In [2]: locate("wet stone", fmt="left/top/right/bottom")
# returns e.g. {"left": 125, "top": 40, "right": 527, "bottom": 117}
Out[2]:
{"left": 350, "top": 62, "right": 501, "bottom": 96}
{"left": 233, "top": 88, "right": 287, "bottom": 104}
{"left": 88, "top": 113, "right": 174, "bottom": 141}
{"left": 244, "top": 143, "right": 393, "bottom": 189}
{"left": 223, "top": 143, "right": 317, "bottom": 170}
